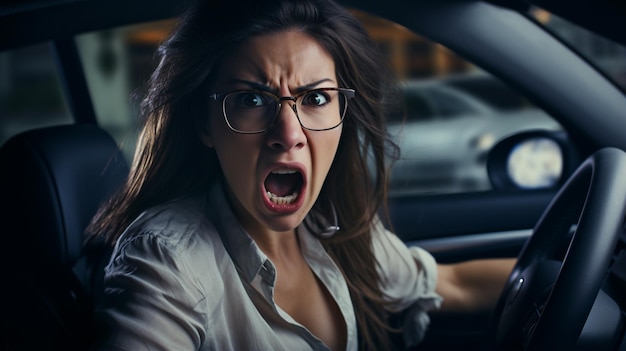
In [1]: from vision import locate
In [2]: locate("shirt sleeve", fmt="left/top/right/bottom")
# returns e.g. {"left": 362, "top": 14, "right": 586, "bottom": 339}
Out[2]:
{"left": 370, "top": 217, "right": 442, "bottom": 346}
{"left": 90, "top": 231, "right": 208, "bottom": 351}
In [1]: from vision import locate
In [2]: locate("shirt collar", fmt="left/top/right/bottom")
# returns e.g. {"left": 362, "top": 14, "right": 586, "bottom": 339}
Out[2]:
{"left": 207, "top": 182, "right": 268, "bottom": 284}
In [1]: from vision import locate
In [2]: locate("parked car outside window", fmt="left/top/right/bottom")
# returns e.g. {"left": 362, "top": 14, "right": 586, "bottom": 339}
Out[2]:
{"left": 389, "top": 75, "right": 561, "bottom": 195}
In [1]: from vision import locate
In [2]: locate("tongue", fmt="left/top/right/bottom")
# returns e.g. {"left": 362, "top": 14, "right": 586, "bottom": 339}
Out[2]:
{"left": 265, "top": 173, "right": 300, "bottom": 197}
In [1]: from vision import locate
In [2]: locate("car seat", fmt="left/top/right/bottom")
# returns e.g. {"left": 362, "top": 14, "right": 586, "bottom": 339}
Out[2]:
{"left": 0, "top": 124, "right": 129, "bottom": 350}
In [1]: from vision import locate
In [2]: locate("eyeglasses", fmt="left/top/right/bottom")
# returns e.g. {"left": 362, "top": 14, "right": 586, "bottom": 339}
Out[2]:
{"left": 209, "top": 87, "right": 355, "bottom": 134}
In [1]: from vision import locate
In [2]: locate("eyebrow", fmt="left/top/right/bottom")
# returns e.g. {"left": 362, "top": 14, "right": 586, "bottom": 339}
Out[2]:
{"left": 230, "top": 78, "right": 335, "bottom": 94}
{"left": 294, "top": 79, "right": 334, "bottom": 93}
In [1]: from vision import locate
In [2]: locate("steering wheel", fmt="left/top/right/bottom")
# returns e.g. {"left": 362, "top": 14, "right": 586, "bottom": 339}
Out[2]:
{"left": 484, "top": 147, "right": 626, "bottom": 351}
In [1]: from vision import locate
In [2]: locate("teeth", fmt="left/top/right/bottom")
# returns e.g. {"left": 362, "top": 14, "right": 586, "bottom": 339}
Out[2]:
{"left": 267, "top": 191, "right": 299, "bottom": 205}
{"left": 271, "top": 169, "right": 297, "bottom": 175}
{"left": 266, "top": 169, "right": 301, "bottom": 205}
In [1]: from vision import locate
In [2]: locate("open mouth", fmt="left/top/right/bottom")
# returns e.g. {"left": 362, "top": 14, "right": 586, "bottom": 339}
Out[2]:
{"left": 264, "top": 168, "right": 304, "bottom": 205}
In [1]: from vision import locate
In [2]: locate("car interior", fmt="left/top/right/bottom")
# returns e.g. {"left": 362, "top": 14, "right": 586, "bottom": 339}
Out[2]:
{"left": 1, "top": 0, "right": 626, "bottom": 350}
{"left": 0, "top": 124, "right": 128, "bottom": 350}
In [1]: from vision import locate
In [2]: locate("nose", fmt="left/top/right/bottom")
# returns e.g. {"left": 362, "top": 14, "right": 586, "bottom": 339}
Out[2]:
{"left": 266, "top": 100, "right": 307, "bottom": 151}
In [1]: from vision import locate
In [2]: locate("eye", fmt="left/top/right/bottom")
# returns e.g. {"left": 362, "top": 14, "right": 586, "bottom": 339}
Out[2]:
{"left": 301, "top": 90, "right": 331, "bottom": 107}
{"left": 234, "top": 92, "right": 271, "bottom": 109}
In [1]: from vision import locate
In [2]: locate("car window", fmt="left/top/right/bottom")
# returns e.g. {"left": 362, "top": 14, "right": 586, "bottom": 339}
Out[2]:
{"left": 0, "top": 43, "right": 72, "bottom": 146}
{"left": 400, "top": 91, "right": 434, "bottom": 121}
{"left": 76, "top": 19, "right": 176, "bottom": 159}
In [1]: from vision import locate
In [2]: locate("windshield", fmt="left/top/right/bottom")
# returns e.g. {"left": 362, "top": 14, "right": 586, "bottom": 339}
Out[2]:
{"left": 530, "top": 7, "right": 626, "bottom": 92}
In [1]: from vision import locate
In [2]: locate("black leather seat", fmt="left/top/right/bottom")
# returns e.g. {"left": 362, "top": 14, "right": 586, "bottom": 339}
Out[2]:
{"left": 0, "top": 124, "right": 129, "bottom": 350}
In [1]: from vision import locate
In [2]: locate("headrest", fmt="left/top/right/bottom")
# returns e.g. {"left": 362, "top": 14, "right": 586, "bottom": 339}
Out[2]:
{"left": 0, "top": 124, "right": 129, "bottom": 273}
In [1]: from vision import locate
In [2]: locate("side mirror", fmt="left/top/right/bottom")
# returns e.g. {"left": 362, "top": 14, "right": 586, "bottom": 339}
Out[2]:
{"left": 487, "top": 130, "right": 579, "bottom": 190}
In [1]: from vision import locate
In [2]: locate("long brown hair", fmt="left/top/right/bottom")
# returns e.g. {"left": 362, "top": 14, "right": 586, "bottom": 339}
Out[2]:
{"left": 87, "top": 0, "right": 400, "bottom": 349}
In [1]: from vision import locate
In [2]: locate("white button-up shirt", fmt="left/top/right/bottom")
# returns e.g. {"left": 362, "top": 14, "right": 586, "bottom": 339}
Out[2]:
{"left": 92, "top": 184, "right": 441, "bottom": 351}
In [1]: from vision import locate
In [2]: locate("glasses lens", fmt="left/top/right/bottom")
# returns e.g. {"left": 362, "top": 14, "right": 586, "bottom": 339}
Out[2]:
{"left": 223, "top": 91, "right": 276, "bottom": 133}
{"left": 221, "top": 88, "right": 351, "bottom": 133}
{"left": 297, "top": 88, "right": 348, "bottom": 130}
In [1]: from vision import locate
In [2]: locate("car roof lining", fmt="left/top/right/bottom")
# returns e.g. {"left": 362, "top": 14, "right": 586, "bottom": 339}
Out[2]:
{"left": 0, "top": 0, "right": 189, "bottom": 51}
{"left": 2, "top": 0, "right": 624, "bottom": 50}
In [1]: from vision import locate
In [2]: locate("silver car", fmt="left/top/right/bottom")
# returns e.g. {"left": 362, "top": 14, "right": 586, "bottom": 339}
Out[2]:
{"left": 389, "top": 75, "right": 562, "bottom": 194}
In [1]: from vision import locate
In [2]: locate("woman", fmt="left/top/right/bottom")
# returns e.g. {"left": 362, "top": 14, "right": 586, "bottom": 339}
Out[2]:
{"left": 87, "top": 0, "right": 514, "bottom": 350}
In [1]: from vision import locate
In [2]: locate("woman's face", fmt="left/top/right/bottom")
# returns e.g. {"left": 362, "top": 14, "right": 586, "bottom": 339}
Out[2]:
{"left": 204, "top": 30, "right": 343, "bottom": 237}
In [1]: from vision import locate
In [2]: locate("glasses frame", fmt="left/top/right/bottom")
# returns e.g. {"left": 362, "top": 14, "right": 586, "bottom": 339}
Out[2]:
{"left": 209, "top": 87, "right": 355, "bottom": 134}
